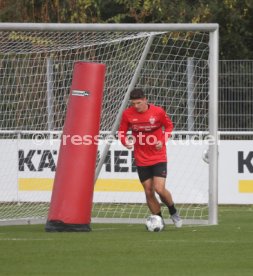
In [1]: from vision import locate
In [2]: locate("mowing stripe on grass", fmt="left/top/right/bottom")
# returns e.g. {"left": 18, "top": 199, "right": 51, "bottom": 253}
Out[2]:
{"left": 0, "top": 238, "right": 53, "bottom": 241}
{"left": 92, "top": 227, "right": 119, "bottom": 231}
{"left": 148, "top": 239, "right": 237, "bottom": 243}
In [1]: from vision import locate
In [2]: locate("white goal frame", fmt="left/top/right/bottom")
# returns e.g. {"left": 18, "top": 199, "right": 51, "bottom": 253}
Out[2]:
{"left": 0, "top": 23, "right": 219, "bottom": 226}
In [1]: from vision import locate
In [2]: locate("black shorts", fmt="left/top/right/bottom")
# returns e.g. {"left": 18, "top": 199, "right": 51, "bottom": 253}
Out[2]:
{"left": 137, "top": 162, "right": 167, "bottom": 182}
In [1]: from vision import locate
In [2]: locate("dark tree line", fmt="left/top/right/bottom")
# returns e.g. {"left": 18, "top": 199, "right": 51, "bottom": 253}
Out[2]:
{"left": 1, "top": 0, "right": 253, "bottom": 59}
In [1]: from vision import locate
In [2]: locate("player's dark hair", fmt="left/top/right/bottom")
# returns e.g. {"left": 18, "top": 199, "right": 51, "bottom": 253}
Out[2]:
{"left": 129, "top": 89, "right": 145, "bottom": 100}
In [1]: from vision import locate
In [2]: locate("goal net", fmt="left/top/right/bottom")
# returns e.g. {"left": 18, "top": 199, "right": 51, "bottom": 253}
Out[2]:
{"left": 0, "top": 23, "right": 218, "bottom": 225}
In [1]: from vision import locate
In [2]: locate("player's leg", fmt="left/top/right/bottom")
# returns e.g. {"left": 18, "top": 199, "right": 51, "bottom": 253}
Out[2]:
{"left": 137, "top": 166, "right": 161, "bottom": 215}
{"left": 153, "top": 176, "right": 182, "bottom": 228}
{"left": 141, "top": 178, "right": 161, "bottom": 215}
{"left": 152, "top": 163, "right": 183, "bottom": 228}
{"left": 151, "top": 162, "right": 173, "bottom": 206}
{"left": 153, "top": 176, "right": 174, "bottom": 206}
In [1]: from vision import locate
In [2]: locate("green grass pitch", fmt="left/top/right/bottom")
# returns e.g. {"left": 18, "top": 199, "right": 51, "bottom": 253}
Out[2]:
{"left": 0, "top": 205, "right": 252, "bottom": 276}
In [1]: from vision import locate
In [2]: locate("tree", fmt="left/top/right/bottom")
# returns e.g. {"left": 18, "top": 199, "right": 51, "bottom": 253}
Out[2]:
{"left": 0, "top": 0, "right": 253, "bottom": 59}
{"left": 99, "top": 0, "right": 253, "bottom": 59}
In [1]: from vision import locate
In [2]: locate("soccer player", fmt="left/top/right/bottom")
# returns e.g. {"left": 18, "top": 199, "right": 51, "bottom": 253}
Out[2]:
{"left": 118, "top": 88, "right": 182, "bottom": 228}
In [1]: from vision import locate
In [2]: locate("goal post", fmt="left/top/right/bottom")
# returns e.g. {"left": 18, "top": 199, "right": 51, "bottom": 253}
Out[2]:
{"left": 208, "top": 29, "right": 219, "bottom": 225}
{"left": 0, "top": 23, "right": 219, "bottom": 226}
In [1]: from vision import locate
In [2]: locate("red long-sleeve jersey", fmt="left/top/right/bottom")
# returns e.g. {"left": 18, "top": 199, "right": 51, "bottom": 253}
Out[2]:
{"left": 118, "top": 104, "right": 174, "bottom": 166}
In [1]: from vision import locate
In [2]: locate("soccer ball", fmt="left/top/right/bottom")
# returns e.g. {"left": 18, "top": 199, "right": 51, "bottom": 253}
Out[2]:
{"left": 202, "top": 148, "right": 209, "bottom": 164}
{"left": 145, "top": 215, "right": 164, "bottom": 232}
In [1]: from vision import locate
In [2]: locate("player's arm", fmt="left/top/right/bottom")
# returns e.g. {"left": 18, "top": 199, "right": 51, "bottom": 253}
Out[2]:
{"left": 156, "top": 108, "right": 174, "bottom": 149}
{"left": 118, "top": 112, "right": 133, "bottom": 149}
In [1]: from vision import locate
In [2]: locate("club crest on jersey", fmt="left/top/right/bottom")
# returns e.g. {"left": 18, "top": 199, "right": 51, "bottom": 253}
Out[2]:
{"left": 149, "top": 116, "right": 156, "bottom": 125}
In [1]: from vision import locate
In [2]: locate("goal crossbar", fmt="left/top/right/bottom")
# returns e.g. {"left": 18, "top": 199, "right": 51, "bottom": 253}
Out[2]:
{"left": 0, "top": 23, "right": 219, "bottom": 32}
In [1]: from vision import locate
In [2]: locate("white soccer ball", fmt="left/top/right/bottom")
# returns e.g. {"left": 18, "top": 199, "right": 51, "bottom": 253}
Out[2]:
{"left": 145, "top": 215, "right": 164, "bottom": 232}
{"left": 202, "top": 148, "right": 209, "bottom": 164}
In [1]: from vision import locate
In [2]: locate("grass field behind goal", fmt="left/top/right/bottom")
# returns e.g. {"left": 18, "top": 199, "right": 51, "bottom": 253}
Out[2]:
{"left": 0, "top": 205, "right": 252, "bottom": 276}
